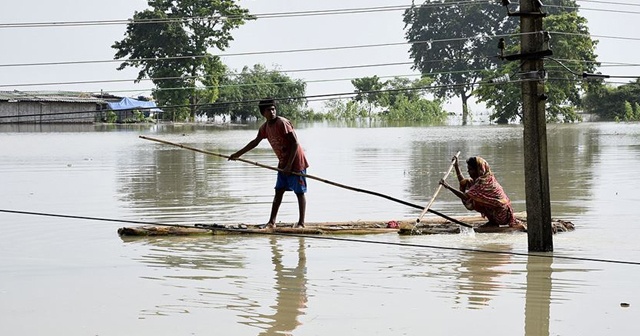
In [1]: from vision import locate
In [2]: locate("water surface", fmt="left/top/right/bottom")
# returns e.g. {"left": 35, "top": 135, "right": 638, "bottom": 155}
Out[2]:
{"left": 1, "top": 122, "right": 639, "bottom": 335}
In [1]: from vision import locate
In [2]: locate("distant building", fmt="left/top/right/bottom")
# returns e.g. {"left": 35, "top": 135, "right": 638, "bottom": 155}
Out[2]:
{"left": 0, "top": 90, "right": 105, "bottom": 124}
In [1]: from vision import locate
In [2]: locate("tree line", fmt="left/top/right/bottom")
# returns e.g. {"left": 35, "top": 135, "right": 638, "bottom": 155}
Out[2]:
{"left": 112, "top": 0, "right": 637, "bottom": 124}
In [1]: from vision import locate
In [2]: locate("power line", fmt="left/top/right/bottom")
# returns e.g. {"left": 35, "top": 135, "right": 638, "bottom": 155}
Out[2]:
{"left": 552, "top": 31, "right": 640, "bottom": 42}
{"left": 0, "top": 6, "right": 411, "bottom": 28}
{"left": 4, "top": 66, "right": 639, "bottom": 123}
{"left": 5, "top": 59, "right": 634, "bottom": 92}
{"left": 1, "top": 3, "right": 639, "bottom": 31}
{"left": 0, "top": 82, "right": 477, "bottom": 122}
{"left": 0, "top": 60, "right": 422, "bottom": 87}
{"left": 0, "top": 6, "right": 402, "bottom": 28}
{"left": 0, "top": 2, "right": 487, "bottom": 29}
{"left": 0, "top": 67, "right": 488, "bottom": 89}
{"left": 3, "top": 52, "right": 638, "bottom": 90}
{"left": 0, "top": 36, "right": 484, "bottom": 68}
{"left": 548, "top": 4, "right": 640, "bottom": 16}
{"left": 0, "top": 55, "right": 202, "bottom": 68}
{"left": 577, "top": 0, "right": 640, "bottom": 7}
{"left": 2, "top": 28, "right": 638, "bottom": 72}
{"left": 2, "top": 55, "right": 637, "bottom": 92}
{"left": 4, "top": 77, "right": 635, "bottom": 124}
{"left": 1, "top": 208, "right": 638, "bottom": 266}
{"left": 2, "top": 1, "right": 639, "bottom": 30}
{"left": 2, "top": 36, "right": 496, "bottom": 70}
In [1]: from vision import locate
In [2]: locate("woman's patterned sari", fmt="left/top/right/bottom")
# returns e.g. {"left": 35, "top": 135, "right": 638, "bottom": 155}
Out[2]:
{"left": 459, "top": 157, "right": 518, "bottom": 227}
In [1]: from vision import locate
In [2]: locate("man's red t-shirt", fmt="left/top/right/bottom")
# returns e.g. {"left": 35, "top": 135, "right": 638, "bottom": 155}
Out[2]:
{"left": 258, "top": 116, "right": 309, "bottom": 171}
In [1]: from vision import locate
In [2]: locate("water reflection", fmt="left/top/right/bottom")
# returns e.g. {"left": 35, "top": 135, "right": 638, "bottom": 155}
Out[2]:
{"left": 125, "top": 236, "right": 246, "bottom": 272}
{"left": 0, "top": 123, "right": 98, "bottom": 133}
{"left": 250, "top": 237, "right": 308, "bottom": 336}
{"left": 455, "top": 243, "right": 514, "bottom": 308}
{"left": 524, "top": 254, "right": 553, "bottom": 336}
{"left": 123, "top": 235, "right": 308, "bottom": 334}
{"left": 122, "top": 236, "right": 251, "bottom": 317}
{"left": 117, "top": 140, "right": 269, "bottom": 226}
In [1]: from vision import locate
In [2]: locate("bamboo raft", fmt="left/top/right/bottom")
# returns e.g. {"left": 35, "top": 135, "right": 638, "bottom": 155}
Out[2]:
{"left": 117, "top": 212, "right": 575, "bottom": 237}
{"left": 128, "top": 138, "right": 576, "bottom": 237}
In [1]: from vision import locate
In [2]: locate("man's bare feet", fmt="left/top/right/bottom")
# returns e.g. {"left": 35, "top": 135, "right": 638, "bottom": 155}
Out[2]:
{"left": 260, "top": 223, "right": 276, "bottom": 229}
{"left": 294, "top": 222, "right": 305, "bottom": 228}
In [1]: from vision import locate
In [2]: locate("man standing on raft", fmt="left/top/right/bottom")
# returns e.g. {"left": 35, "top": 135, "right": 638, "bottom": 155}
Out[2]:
{"left": 229, "top": 99, "right": 309, "bottom": 228}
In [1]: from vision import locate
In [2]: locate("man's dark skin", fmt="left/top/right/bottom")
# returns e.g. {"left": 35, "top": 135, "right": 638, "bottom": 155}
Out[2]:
{"left": 229, "top": 105, "right": 306, "bottom": 228}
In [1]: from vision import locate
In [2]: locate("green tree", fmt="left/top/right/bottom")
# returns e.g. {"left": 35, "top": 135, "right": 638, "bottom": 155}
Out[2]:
{"left": 584, "top": 79, "right": 640, "bottom": 120}
{"left": 112, "top": 0, "right": 252, "bottom": 121}
{"left": 323, "top": 99, "right": 368, "bottom": 121}
{"left": 352, "top": 76, "right": 385, "bottom": 118}
{"left": 207, "top": 64, "right": 307, "bottom": 121}
{"left": 475, "top": 6, "right": 598, "bottom": 123}
{"left": 403, "top": 1, "right": 517, "bottom": 125}
{"left": 349, "top": 76, "right": 445, "bottom": 122}
{"left": 623, "top": 101, "right": 634, "bottom": 121}
{"left": 381, "top": 95, "right": 446, "bottom": 122}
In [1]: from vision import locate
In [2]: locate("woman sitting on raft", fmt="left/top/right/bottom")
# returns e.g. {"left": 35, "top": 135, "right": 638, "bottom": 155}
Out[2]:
{"left": 439, "top": 156, "right": 525, "bottom": 230}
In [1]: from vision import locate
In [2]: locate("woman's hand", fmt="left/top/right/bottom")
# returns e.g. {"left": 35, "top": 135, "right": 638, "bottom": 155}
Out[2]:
{"left": 452, "top": 155, "right": 459, "bottom": 167}
{"left": 439, "top": 179, "right": 450, "bottom": 189}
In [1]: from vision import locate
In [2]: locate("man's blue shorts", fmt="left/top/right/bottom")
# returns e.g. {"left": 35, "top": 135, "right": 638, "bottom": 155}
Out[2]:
{"left": 275, "top": 169, "right": 307, "bottom": 194}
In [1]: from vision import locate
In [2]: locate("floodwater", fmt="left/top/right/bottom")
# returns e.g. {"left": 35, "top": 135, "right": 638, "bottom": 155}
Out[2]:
{"left": 1, "top": 121, "right": 639, "bottom": 336}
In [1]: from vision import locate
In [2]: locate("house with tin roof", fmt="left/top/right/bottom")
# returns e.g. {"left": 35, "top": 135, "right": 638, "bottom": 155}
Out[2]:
{"left": 0, "top": 90, "right": 105, "bottom": 124}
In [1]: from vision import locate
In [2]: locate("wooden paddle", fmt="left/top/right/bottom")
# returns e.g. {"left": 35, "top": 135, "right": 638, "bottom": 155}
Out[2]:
{"left": 139, "top": 136, "right": 472, "bottom": 228}
{"left": 416, "top": 151, "right": 461, "bottom": 223}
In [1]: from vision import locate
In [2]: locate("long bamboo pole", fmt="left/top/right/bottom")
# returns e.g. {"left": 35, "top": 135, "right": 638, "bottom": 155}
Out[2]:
{"left": 139, "top": 136, "right": 472, "bottom": 228}
{"left": 416, "top": 151, "right": 460, "bottom": 223}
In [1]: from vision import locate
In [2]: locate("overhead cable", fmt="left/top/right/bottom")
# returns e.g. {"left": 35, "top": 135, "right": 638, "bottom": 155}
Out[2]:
{"left": 0, "top": 4, "right": 639, "bottom": 31}
{"left": 1, "top": 208, "right": 638, "bottom": 266}
{"left": 0, "top": 34, "right": 519, "bottom": 69}
{"left": 1, "top": 68, "right": 490, "bottom": 89}
{"left": 0, "top": 2, "right": 489, "bottom": 29}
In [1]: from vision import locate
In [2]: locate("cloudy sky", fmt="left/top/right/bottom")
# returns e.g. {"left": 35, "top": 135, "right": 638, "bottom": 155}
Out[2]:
{"left": 1, "top": 0, "right": 638, "bottom": 113}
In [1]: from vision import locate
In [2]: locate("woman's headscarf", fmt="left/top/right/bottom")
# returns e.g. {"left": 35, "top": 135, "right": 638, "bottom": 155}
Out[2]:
{"left": 465, "top": 156, "right": 510, "bottom": 208}
{"left": 474, "top": 157, "right": 492, "bottom": 177}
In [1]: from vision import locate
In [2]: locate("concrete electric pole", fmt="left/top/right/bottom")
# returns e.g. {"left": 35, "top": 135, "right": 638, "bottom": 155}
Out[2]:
{"left": 502, "top": 0, "right": 554, "bottom": 251}
{"left": 520, "top": 0, "right": 554, "bottom": 252}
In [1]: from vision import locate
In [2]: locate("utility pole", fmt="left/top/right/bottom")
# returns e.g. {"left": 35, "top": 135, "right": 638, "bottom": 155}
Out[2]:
{"left": 520, "top": 0, "right": 553, "bottom": 252}
{"left": 502, "top": 0, "right": 554, "bottom": 251}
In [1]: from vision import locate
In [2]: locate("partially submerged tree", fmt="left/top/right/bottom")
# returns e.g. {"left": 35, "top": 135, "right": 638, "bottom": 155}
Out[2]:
{"left": 112, "top": 0, "right": 253, "bottom": 121}
{"left": 350, "top": 76, "right": 446, "bottom": 122}
{"left": 403, "top": 0, "right": 516, "bottom": 125}
{"left": 323, "top": 99, "right": 369, "bottom": 121}
{"left": 206, "top": 64, "right": 307, "bottom": 121}
{"left": 352, "top": 76, "right": 385, "bottom": 119}
{"left": 583, "top": 79, "right": 640, "bottom": 121}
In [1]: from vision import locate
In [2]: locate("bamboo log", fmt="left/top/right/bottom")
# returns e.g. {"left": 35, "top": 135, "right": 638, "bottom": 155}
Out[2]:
{"left": 416, "top": 151, "right": 460, "bottom": 223}
{"left": 117, "top": 212, "right": 575, "bottom": 237}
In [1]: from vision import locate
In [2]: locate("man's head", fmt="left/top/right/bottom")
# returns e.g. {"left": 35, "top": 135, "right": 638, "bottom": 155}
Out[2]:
{"left": 258, "top": 98, "right": 276, "bottom": 111}
{"left": 258, "top": 99, "right": 277, "bottom": 117}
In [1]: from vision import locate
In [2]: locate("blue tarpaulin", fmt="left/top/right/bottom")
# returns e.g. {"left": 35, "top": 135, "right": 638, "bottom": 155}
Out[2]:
{"left": 107, "top": 97, "right": 162, "bottom": 112}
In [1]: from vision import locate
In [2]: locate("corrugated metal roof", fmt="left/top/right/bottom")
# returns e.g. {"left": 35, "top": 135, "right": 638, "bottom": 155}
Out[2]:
{"left": 0, "top": 90, "right": 106, "bottom": 103}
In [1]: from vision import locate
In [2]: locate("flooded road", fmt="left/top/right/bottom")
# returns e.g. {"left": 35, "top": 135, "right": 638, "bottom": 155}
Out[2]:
{"left": 1, "top": 122, "right": 639, "bottom": 335}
